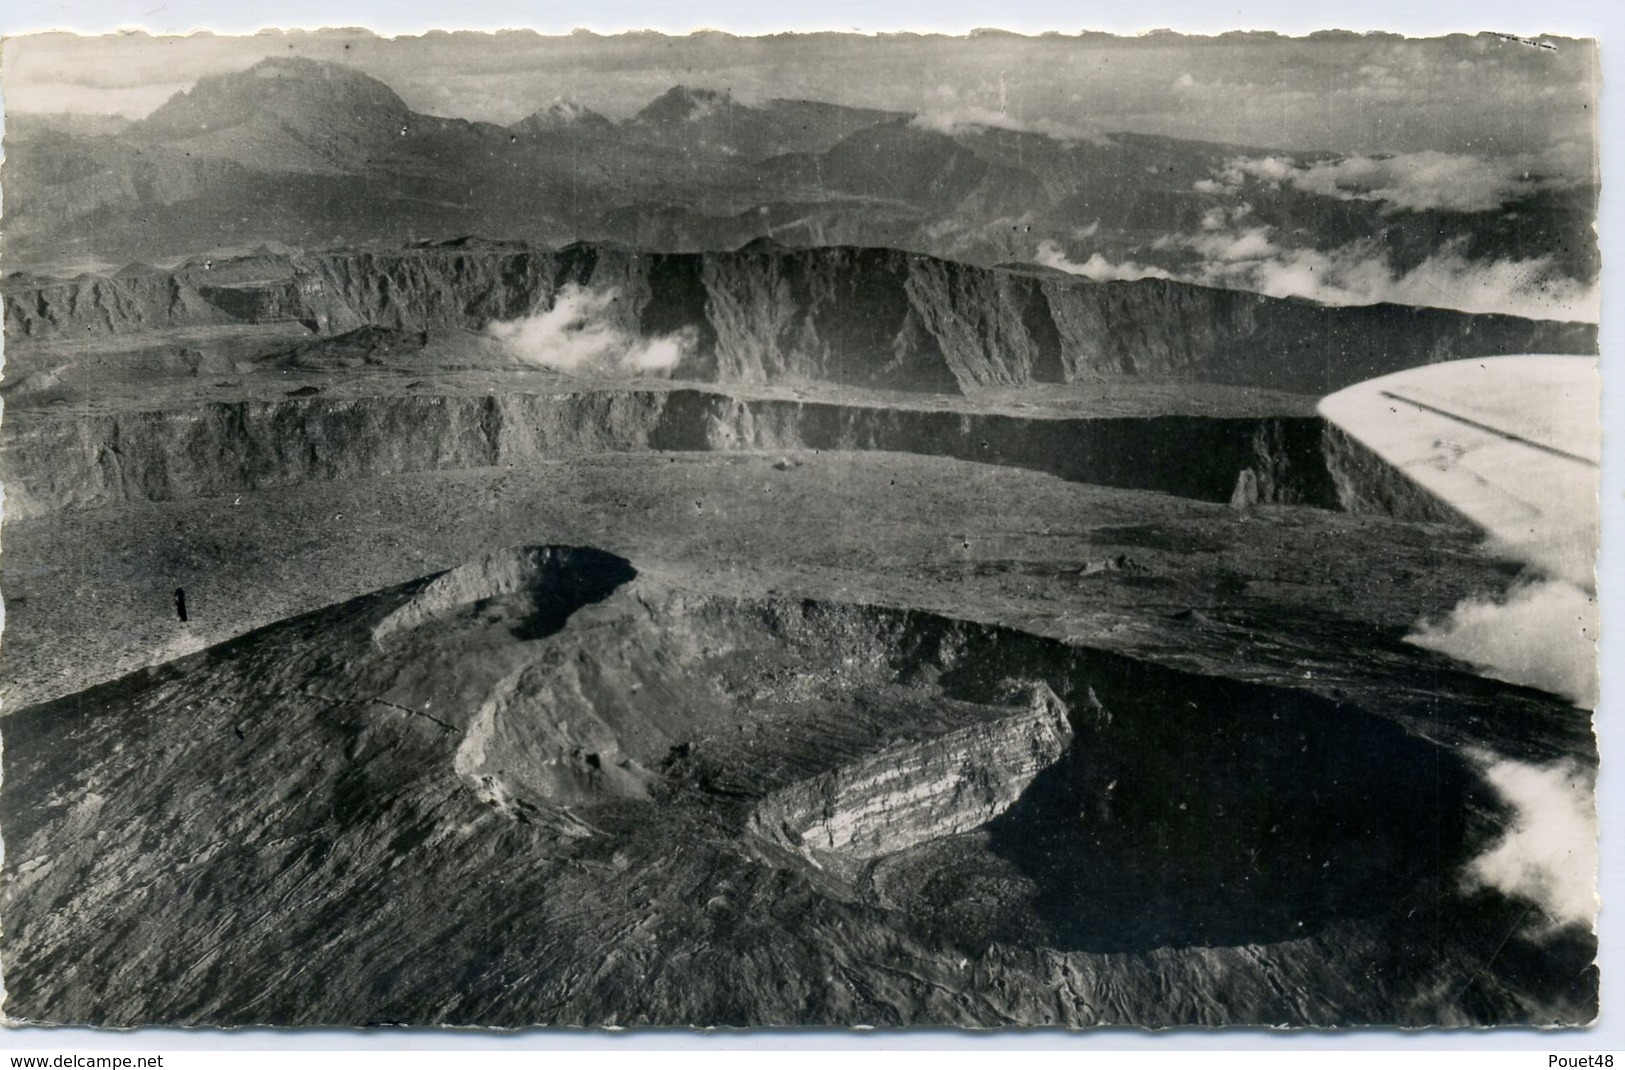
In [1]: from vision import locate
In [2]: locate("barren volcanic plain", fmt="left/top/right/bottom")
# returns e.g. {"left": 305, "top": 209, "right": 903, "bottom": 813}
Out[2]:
{"left": 0, "top": 43, "right": 1603, "bottom": 1029}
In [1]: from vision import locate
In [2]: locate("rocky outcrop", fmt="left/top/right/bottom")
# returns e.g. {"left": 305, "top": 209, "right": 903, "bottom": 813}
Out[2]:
{"left": 749, "top": 681, "right": 1073, "bottom": 861}
{"left": 0, "top": 389, "right": 1340, "bottom": 519}
{"left": 5, "top": 243, "right": 1597, "bottom": 394}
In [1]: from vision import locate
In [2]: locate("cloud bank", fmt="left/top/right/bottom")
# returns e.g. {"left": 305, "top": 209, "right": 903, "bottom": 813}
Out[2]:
{"left": 1406, "top": 578, "right": 1599, "bottom": 709}
{"left": 1210, "top": 144, "right": 1592, "bottom": 214}
{"left": 1035, "top": 240, "right": 1173, "bottom": 282}
{"left": 1047, "top": 221, "right": 1598, "bottom": 322}
{"left": 1199, "top": 236, "right": 1597, "bottom": 322}
{"left": 487, "top": 285, "right": 694, "bottom": 376}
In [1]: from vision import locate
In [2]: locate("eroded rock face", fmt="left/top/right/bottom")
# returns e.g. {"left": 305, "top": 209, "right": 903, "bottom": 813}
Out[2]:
{"left": 4, "top": 242, "right": 1596, "bottom": 393}
{"left": 2, "top": 271, "right": 235, "bottom": 337}
{"left": 749, "top": 680, "right": 1074, "bottom": 861}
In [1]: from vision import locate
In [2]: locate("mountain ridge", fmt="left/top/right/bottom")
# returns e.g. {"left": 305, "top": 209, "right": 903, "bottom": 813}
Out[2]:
{"left": 2, "top": 57, "right": 1598, "bottom": 321}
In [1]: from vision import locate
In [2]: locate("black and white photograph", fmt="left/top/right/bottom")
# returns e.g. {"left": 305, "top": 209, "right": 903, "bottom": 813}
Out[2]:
{"left": 0, "top": 21, "right": 1605, "bottom": 1032}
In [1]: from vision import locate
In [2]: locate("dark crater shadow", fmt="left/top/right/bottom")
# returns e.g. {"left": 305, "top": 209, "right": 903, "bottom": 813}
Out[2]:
{"left": 829, "top": 614, "right": 1522, "bottom": 957}
{"left": 980, "top": 677, "right": 1498, "bottom": 953}
{"left": 367, "top": 545, "right": 638, "bottom": 646}
{"left": 501, "top": 547, "right": 639, "bottom": 641}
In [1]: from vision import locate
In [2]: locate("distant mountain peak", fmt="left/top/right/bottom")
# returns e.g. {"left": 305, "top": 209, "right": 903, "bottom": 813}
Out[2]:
{"left": 513, "top": 99, "right": 614, "bottom": 134}
{"left": 241, "top": 56, "right": 405, "bottom": 97}
{"left": 635, "top": 85, "right": 737, "bottom": 124}
{"left": 137, "top": 57, "right": 411, "bottom": 141}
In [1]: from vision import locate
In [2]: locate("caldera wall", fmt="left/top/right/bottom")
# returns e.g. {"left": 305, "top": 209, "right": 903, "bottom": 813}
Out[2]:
{"left": 4, "top": 242, "right": 1597, "bottom": 395}
{"left": 1, "top": 389, "right": 1341, "bottom": 520}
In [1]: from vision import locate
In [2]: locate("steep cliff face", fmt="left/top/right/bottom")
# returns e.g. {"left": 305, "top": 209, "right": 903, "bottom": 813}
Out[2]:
{"left": 662, "top": 392, "right": 1338, "bottom": 505}
{"left": 1, "top": 389, "right": 1340, "bottom": 519}
{"left": 5, "top": 242, "right": 1596, "bottom": 395}
{"left": 295, "top": 247, "right": 557, "bottom": 334}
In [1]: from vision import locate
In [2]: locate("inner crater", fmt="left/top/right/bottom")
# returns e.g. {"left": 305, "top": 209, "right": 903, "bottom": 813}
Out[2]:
{"left": 367, "top": 546, "right": 1491, "bottom": 953}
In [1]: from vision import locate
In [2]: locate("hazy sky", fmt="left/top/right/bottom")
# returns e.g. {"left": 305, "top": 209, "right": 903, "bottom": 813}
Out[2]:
{"left": 1, "top": 29, "right": 1599, "bottom": 157}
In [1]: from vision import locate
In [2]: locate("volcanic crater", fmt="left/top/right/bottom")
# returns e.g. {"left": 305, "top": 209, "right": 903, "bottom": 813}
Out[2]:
{"left": 6, "top": 541, "right": 1561, "bottom": 1026}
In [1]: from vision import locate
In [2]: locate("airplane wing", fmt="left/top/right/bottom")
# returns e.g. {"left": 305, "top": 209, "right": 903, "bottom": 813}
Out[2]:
{"left": 1317, "top": 355, "right": 1599, "bottom": 591}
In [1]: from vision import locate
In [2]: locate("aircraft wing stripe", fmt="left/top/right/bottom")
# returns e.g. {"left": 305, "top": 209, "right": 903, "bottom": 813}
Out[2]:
{"left": 1378, "top": 389, "right": 1598, "bottom": 469}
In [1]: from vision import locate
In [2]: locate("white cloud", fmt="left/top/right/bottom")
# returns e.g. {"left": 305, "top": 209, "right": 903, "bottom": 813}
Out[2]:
{"left": 487, "top": 284, "right": 695, "bottom": 375}
{"left": 1407, "top": 576, "right": 1598, "bottom": 934}
{"left": 1035, "top": 241, "right": 1174, "bottom": 282}
{"left": 1182, "top": 225, "right": 1275, "bottom": 262}
{"left": 1460, "top": 754, "right": 1597, "bottom": 932}
{"left": 1211, "top": 144, "right": 1592, "bottom": 214}
{"left": 1406, "top": 578, "right": 1598, "bottom": 708}
{"left": 1220, "top": 154, "right": 1298, "bottom": 188}
{"left": 910, "top": 106, "right": 1096, "bottom": 143}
